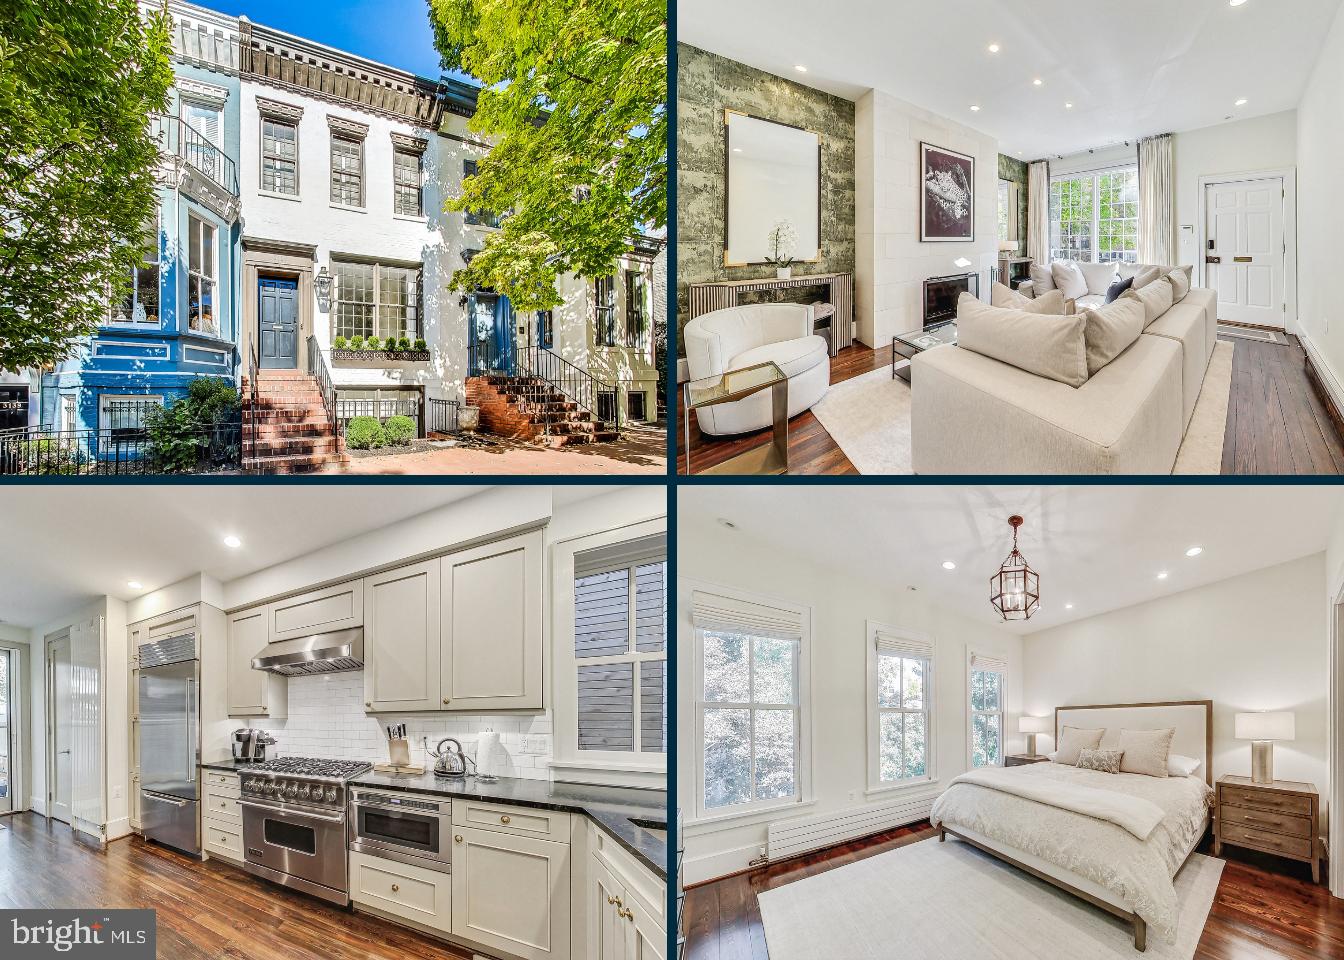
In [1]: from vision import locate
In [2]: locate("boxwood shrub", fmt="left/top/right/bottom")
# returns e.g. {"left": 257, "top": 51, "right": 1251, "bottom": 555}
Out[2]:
{"left": 345, "top": 416, "right": 387, "bottom": 449}
{"left": 384, "top": 415, "right": 415, "bottom": 445}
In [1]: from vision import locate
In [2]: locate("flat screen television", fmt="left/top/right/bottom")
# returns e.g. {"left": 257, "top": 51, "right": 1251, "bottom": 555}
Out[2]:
{"left": 924, "top": 273, "right": 978, "bottom": 328}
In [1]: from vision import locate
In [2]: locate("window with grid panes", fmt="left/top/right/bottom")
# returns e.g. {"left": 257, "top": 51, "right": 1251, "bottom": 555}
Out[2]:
{"left": 876, "top": 648, "right": 931, "bottom": 784}
{"left": 330, "top": 134, "right": 363, "bottom": 207}
{"left": 108, "top": 217, "right": 159, "bottom": 326}
{"left": 187, "top": 215, "right": 218, "bottom": 336}
{"left": 332, "top": 261, "right": 421, "bottom": 342}
{"left": 261, "top": 118, "right": 298, "bottom": 195}
{"left": 393, "top": 148, "right": 422, "bottom": 217}
{"left": 1050, "top": 166, "right": 1138, "bottom": 263}
{"left": 969, "top": 654, "right": 1007, "bottom": 768}
{"left": 595, "top": 276, "right": 617, "bottom": 346}
{"left": 624, "top": 268, "right": 648, "bottom": 348}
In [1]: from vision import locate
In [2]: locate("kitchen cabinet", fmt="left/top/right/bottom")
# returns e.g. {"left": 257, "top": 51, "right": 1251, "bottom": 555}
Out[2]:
{"left": 203, "top": 770, "right": 242, "bottom": 864}
{"left": 364, "top": 560, "right": 441, "bottom": 712}
{"left": 589, "top": 823, "right": 666, "bottom": 960}
{"left": 440, "top": 531, "right": 543, "bottom": 711}
{"left": 590, "top": 855, "right": 629, "bottom": 960}
{"left": 451, "top": 824, "right": 570, "bottom": 960}
{"left": 349, "top": 850, "right": 452, "bottom": 935}
{"left": 268, "top": 579, "right": 362, "bottom": 642}
{"left": 227, "top": 607, "right": 287, "bottom": 718}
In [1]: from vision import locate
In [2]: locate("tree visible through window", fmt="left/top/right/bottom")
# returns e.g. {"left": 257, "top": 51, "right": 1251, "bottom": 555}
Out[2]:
{"left": 877, "top": 651, "right": 929, "bottom": 783}
{"left": 970, "top": 660, "right": 1005, "bottom": 768}
{"left": 1050, "top": 167, "right": 1138, "bottom": 263}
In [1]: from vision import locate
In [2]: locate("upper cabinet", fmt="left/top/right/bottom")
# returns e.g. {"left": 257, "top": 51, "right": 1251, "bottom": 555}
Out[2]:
{"left": 268, "top": 579, "right": 363, "bottom": 642}
{"left": 441, "top": 531, "right": 543, "bottom": 712}
{"left": 364, "top": 559, "right": 442, "bottom": 712}
{"left": 228, "top": 606, "right": 287, "bottom": 717}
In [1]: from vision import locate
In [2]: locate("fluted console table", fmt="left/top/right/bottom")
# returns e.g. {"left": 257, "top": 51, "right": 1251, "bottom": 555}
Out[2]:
{"left": 687, "top": 273, "right": 854, "bottom": 356}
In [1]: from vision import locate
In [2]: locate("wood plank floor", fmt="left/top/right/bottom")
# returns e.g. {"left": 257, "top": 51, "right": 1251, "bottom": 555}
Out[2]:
{"left": 678, "top": 334, "right": 1344, "bottom": 476}
{"left": 0, "top": 813, "right": 473, "bottom": 960}
{"left": 683, "top": 820, "right": 1344, "bottom": 960}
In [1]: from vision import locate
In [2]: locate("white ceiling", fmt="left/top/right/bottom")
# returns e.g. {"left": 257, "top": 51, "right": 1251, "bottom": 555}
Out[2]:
{"left": 678, "top": 485, "right": 1343, "bottom": 634}
{"left": 678, "top": 0, "right": 1343, "bottom": 159}
{"left": 0, "top": 485, "right": 611, "bottom": 629}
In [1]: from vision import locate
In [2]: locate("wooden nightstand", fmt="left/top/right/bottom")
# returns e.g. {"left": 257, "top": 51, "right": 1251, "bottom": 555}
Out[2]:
{"left": 1004, "top": 754, "right": 1050, "bottom": 768}
{"left": 1214, "top": 775, "right": 1321, "bottom": 883}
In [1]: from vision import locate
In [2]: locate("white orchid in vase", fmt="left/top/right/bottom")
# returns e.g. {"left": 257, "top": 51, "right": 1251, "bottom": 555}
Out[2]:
{"left": 764, "top": 218, "right": 798, "bottom": 278}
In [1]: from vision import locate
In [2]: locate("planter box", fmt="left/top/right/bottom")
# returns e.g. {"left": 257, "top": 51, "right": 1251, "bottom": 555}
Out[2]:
{"left": 332, "top": 349, "right": 430, "bottom": 362}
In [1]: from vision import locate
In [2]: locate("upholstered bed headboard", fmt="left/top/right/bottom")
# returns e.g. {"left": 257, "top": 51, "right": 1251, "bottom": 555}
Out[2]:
{"left": 1055, "top": 700, "right": 1214, "bottom": 786}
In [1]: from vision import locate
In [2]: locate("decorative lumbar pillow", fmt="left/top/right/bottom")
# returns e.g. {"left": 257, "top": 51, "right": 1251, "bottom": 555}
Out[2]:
{"left": 1167, "top": 268, "right": 1190, "bottom": 302}
{"left": 1080, "top": 297, "right": 1146, "bottom": 374}
{"left": 1078, "top": 261, "right": 1120, "bottom": 297}
{"left": 1104, "top": 276, "right": 1135, "bottom": 304}
{"left": 956, "top": 294, "right": 1090, "bottom": 387}
{"left": 1029, "top": 261, "right": 1058, "bottom": 294}
{"left": 1133, "top": 265, "right": 1164, "bottom": 290}
{"left": 1118, "top": 727, "right": 1176, "bottom": 778}
{"left": 1076, "top": 748, "right": 1125, "bottom": 774}
{"left": 1167, "top": 753, "right": 1201, "bottom": 777}
{"left": 1054, "top": 725, "right": 1105, "bottom": 765}
{"left": 1122, "top": 276, "right": 1175, "bottom": 325}
{"left": 1051, "top": 260, "right": 1089, "bottom": 301}
{"left": 991, "top": 283, "right": 1069, "bottom": 315}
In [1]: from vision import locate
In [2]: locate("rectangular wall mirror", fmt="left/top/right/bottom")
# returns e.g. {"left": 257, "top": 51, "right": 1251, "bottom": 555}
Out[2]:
{"left": 724, "top": 110, "right": 821, "bottom": 266}
{"left": 998, "top": 178, "right": 1020, "bottom": 244}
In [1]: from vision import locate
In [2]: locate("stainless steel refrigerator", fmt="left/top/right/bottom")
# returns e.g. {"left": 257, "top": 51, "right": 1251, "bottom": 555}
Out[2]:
{"left": 137, "top": 633, "right": 200, "bottom": 855}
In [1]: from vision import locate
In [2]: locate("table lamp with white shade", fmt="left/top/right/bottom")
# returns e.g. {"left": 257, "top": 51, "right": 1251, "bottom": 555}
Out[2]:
{"left": 1019, "top": 716, "right": 1051, "bottom": 757}
{"left": 1234, "top": 711, "right": 1295, "bottom": 784}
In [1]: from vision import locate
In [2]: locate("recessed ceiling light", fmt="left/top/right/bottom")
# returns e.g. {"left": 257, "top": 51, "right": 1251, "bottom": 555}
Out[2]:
{"left": 1235, "top": 98, "right": 1248, "bottom": 106}
{"left": 1185, "top": 546, "right": 1204, "bottom": 557}
{"left": 988, "top": 43, "right": 1000, "bottom": 53}
{"left": 127, "top": 580, "right": 143, "bottom": 590}
{"left": 970, "top": 105, "right": 981, "bottom": 112}
{"left": 1157, "top": 571, "right": 1169, "bottom": 580}
{"left": 732, "top": 147, "right": 742, "bottom": 153}
{"left": 1065, "top": 102, "right": 1074, "bottom": 109}
{"left": 1230, "top": 0, "right": 1248, "bottom": 6}
{"left": 942, "top": 561, "right": 957, "bottom": 570}
{"left": 1033, "top": 78, "right": 1044, "bottom": 87}
{"left": 1065, "top": 603, "right": 1074, "bottom": 610}
{"left": 794, "top": 64, "right": 808, "bottom": 73}
{"left": 223, "top": 534, "right": 242, "bottom": 549}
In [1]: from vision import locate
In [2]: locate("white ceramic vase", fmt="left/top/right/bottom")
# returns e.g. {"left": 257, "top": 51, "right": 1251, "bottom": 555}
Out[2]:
{"left": 776, "top": 266, "right": 792, "bottom": 280}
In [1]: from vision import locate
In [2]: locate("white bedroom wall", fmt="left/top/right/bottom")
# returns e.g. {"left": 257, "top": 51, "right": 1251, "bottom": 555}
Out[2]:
{"left": 854, "top": 89, "right": 999, "bottom": 348}
{"left": 677, "top": 512, "right": 1023, "bottom": 885}
{"left": 1022, "top": 553, "right": 1329, "bottom": 827}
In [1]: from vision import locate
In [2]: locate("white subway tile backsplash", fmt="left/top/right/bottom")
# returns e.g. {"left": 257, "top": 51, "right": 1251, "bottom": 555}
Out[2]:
{"left": 233, "top": 672, "right": 552, "bottom": 781}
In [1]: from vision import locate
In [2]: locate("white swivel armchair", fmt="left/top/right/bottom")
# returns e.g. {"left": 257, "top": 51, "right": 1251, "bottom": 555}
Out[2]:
{"left": 683, "top": 303, "right": 831, "bottom": 436}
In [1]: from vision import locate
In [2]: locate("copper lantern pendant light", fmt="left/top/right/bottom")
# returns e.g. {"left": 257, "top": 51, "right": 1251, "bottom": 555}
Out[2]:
{"left": 990, "top": 515, "right": 1039, "bottom": 621}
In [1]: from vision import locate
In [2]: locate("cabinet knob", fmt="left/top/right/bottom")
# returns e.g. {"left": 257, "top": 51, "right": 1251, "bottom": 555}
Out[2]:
{"left": 443, "top": 698, "right": 450, "bottom": 705}
{"left": 366, "top": 702, "right": 372, "bottom": 708}
{"left": 454, "top": 834, "right": 463, "bottom": 844}
{"left": 500, "top": 815, "right": 511, "bottom": 824}
{"left": 391, "top": 884, "right": 400, "bottom": 893}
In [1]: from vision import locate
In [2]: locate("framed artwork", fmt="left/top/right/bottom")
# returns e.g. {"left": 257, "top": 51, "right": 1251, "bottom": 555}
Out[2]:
{"left": 921, "top": 142, "right": 975, "bottom": 242}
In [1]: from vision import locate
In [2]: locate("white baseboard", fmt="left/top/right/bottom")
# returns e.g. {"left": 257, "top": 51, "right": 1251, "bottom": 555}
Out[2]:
{"left": 1299, "top": 331, "right": 1344, "bottom": 418}
{"left": 106, "top": 817, "right": 132, "bottom": 841}
{"left": 685, "top": 842, "right": 763, "bottom": 886}
{"left": 29, "top": 796, "right": 46, "bottom": 817}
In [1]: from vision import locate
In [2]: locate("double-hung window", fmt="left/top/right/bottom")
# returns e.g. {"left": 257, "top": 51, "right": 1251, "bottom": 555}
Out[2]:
{"left": 1049, "top": 166, "right": 1139, "bottom": 263}
{"left": 108, "top": 217, "right": 159, "bottom": 327}
{"left": 330, "top": 134, "right": 364, "bottom": 207}
{"left": 867, "top": 622, "right": 934, "bottom": 791}
{"left": 187, "top": 215, "right": 218, "bottom": 336}
{"left": 624, "top": 268, "right": 648, "bottom": 349}
{"left": 969, "top": 652, "right": 1007, "bottom": 768}
{"left": 261, "top": 118, "right": 298, "bottom": 195}
{"left": 595, "top": 276, "right": 617, "bottom": 347}
{"left": 462, "top": 158, "right": 501, "bottom": 227}
{"left": 692, "top": 587, "right": 810, "bottom": 819}
{"left": 393, "top": 148, "right": 423, "bottom": 217}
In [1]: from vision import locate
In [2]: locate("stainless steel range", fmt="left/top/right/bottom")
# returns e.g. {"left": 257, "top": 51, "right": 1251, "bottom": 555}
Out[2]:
{"left": 238, "top": 757, "right": 371, "bottom": 905}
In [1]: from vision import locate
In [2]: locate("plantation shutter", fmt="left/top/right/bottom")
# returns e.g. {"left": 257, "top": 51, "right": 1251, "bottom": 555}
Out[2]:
{"left": 182, "top": 102, "right": 221, "bottom": 146}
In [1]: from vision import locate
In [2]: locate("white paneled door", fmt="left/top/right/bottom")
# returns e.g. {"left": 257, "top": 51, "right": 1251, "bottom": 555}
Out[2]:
{"left": 49, "top": 634, "right": 72, "bottom": 824}
{"left": 0, "top": 648, "right": 12, "bottom": 814}
{"left": 1205, "top": 177, "right": 1285, "bottom": 328}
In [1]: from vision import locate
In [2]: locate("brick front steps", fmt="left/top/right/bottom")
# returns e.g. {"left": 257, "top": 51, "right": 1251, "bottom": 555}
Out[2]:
{"left": 241, "top": 370, "right": 349, "bottom": 474}
{"left": 466, "top": 375, "right": 618, "bottom": 446}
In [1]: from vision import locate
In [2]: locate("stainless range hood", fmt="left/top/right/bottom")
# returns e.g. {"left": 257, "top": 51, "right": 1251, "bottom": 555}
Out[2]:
{"left": 251, "top": 628, "right": 364, "bottom": 676}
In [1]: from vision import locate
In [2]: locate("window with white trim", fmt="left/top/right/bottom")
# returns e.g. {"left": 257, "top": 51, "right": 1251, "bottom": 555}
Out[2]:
{"left": 187, "top": 215, "right": 218, "bottom": 336}
{"left": 107, "top": 217, "right": 159, "bottom": 327}
{"left": 261, "top": 118, "right": 298, "bottom": 195}
{"left": 1049, "top": 166, "right": 1139, "bottom": 263}
{"left": 868, "top": 623, "right": 935, "bottom": 790}
{"left": 693, "top": 588, "right": 809, "bottom": 818}
{"left": 969, "top": 652, "right": 1007, "bottom": 768}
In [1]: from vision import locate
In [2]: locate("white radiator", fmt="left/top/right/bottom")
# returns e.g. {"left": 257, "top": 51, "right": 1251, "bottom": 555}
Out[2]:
{"left": 766, "top": 791, "right": 937, "bottom": 862}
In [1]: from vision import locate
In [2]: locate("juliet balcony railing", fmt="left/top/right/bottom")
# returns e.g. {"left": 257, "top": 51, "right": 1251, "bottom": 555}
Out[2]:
{"left": 154, "top": 115, "right": 239, "bottom": 197}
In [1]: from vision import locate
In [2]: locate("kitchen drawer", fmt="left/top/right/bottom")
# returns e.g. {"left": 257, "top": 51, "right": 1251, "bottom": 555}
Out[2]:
{"left": 1219, "top": 821, "right": 1313, "bottom": 859}
{"left": 1220, "top": 803, "right": 1312, "bottom": 839}
{"left": 203, "top": 822, "right": 243, "bottom": 860}
{"left": 204, "top": 793, "right": 242, "bottom": 823}
{"left": 349, "top": 850, "right": 452, "bottom": 934}
{"left": 204, "top": 772, "right": 240, "bottom": 797}
{"left": 1219, "top": 786, "right": 1312, "bottom": 817}
{"left": 590, "top": 821, "right": 666, "bottom": 930}
{"left": 452, "top": 799, "right": 569, "bottom": 840}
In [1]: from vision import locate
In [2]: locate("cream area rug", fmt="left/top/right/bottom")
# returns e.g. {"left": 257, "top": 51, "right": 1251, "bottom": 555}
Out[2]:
{"left": 810, "top": 341, "right": 1234, "bottom": 475}
{"left": 757, "top": 837, "right": 1224, "bottom": 960}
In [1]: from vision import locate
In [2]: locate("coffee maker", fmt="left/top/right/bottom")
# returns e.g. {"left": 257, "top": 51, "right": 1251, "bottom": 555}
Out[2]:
{"left": 231, "top": 728, "right": 276, "bottom": 762}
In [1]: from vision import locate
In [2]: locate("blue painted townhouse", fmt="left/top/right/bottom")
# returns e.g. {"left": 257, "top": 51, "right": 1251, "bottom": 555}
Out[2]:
{"left": 41, "top": 2, "right": 243, "bottom": 434}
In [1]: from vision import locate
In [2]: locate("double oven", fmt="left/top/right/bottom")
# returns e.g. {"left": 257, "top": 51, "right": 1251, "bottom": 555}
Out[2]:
{"left": 349, "top": 788, "right": 453, "bottom": 873}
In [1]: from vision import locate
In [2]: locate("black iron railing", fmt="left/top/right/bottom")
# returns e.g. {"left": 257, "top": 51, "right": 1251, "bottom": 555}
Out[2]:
{"left": 0, "top": 422, "right": 240, "bottom": 476}
{"left": 524, "top": 345, "right": 620, "bottom": 434}
{"left": 336, "top": 397, "right": 422, "bottom": 436}
{"left": 307, "top": 337, "right": 340, "bottom": 438}
{"left": 157, "top": 115, "right": 239, "bottom": 196}
{"left": 467, "top": 336, "right": 517, "bottom": 377}
{"left": 426, "top": 397, "right": 461, "bottom": 435}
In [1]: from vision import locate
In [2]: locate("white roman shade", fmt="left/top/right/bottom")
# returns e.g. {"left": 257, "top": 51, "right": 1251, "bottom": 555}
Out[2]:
{"left": 969, "top": 652, "right": 1007, "bottom": 673}
{"left": 874, "top": 628, "right": 933, "bottom": 660}
{"left": 574, "top": 533, "right": 665, "bottom": 578}
{"left": 692, "top": 590, "right": 804, "bottom": 640}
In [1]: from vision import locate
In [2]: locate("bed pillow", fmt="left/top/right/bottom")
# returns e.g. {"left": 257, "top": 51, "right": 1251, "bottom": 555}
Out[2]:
{"left": 1080, "top": 297, "right": 1146, "bottom": 375}
{"left": 1052, "top": 260, "right": 1089, "bottom": 301}
{"left": 1118, "top": 728, "right": 1176, "bottom": 778}
{"left": 991, "top": 283, "right": 1070, "bottom": 315}
{"left": 1077, "top": 748, "right": 1125, "bottom": 774}
{"left": 1054, "top": 725, "right": 1105, "bottom": 765}
{"left": 1167, "top": 753, "right": 1201, "bottom": 777}
{"left": 1029, "top": 261, "right": 1058, "bottom": 294}
{"left": 955, "top": 294, "right": 1090, "bottom": 387}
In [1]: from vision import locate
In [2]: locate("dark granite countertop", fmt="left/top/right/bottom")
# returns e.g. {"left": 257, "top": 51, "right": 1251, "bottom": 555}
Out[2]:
{"left": 200, "top": 760, "right": 667, "bottom": 878}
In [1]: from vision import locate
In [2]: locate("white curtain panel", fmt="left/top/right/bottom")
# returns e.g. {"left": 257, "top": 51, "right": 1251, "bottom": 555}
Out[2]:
{"left": 1138, "top": 134, "right": 1174, "bottom": 265}
{"left": 1027, "top": 160, "right": 1051, "bottom": 265}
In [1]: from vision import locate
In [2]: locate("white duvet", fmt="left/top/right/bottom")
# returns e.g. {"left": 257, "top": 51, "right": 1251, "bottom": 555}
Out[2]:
{"left": 929, "top": 762, "right": 1212, "bottom": 943}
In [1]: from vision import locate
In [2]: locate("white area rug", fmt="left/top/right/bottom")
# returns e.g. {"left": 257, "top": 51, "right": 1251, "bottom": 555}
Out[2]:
{"left": 809, "top": 342, "right": 1234, "bottom": 475}
{"left": 758, "top": 837, "right": 1223, "bottom": 960}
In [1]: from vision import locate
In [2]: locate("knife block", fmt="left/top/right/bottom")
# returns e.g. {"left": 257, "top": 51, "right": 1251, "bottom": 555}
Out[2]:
{"left": 387, "top": 738, "right": 411, "bottom": 767}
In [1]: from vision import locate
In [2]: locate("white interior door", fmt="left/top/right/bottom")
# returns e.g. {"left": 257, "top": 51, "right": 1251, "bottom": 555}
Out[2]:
{"left": 0, "top": 649, "right": 13, "bottom": 814}
{"left": 49, "top": 635, "right": 72, "bottom": 824}
{"left": 1205, "top": 178, "right": 1285, "bottom": 328}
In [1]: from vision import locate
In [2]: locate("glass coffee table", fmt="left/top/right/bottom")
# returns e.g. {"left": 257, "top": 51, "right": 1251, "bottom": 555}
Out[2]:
{"left": 683, "top": 361, "right": 788, "bottom": 475}
{"left": 892, "top": 321, "right": 957, "bottom": 382}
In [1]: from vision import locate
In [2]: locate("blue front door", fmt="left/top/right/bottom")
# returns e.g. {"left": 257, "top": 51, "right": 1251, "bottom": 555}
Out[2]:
{"left": 470, "top": 293, "right": 515, "bottom": 374}
{"left": 259, "top": 277, "right": 299, "bottom": 369}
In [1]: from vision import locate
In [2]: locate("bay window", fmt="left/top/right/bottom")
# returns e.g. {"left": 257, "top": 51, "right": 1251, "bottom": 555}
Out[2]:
{"left": 187, "top": 215, "right": 218, "bottom": 336}
{"left": 108, "top": 218, "right": 159, "bottom": 327}
{"left": 1049, "top": 166, "right": 1139, "bottom": 263}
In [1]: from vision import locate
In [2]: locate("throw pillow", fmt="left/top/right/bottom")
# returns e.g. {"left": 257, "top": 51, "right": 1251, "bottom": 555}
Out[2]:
{"left": 1054, "top": 725, "right": 1105, "bottom": 765}
{"left": 1133, "top": 265, "right": 1163, "bottom": 290}
{"left": 1078, "top": 261, "right": 1120, "bottom": 297}
{"left": 1029, "top": 261, "right": 1057, "bottom": 294}
{"left": 1167, "top": 268, "right": 1190, "bottom": 302}
{"left": 991, "top": 283, "right": 1069, "bottom": 315}
{"left": 1076, "top": 748, "right": 1124, "bottom": 775}
{"left": 1118, "top": 728, "right": 1175, "bottom": 778}
{"left": 1121, "top": 276, "right": 1175, "bottom": 325}
{"left": 956, "top": 294, "right": 1090, "bottom": 387}
{"left": 1080, "top": 297, "right": 1146, "bottom": 374}
{"left": 1051, "top": 260, "right": 1089, "bottom": 301}
{"left": 1104, "top": 276, "right": 1135, "bottom": 304}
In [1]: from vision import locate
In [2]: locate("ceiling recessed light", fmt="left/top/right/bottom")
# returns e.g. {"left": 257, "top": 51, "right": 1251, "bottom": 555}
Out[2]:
{"left": 1065, "top": 603, "right": 1074, "bottom": 610}
{"left": 223, "top": 534, "right": 242, "bottom": 549}
{"left": 942, "top": 561, "right": 957, "bottom": 570}
{"left": 1157, "top": 571, "right": 1169, "bottom": 580}
{"left": 1185, "top": 546, "right": 1204, "bottom": 557}
{"left": 127, "top": 580, "right": 143, "bottom": 590}
{"left": 1065, "top": 102, "right": 1074, "bottom": 109}
{"left": 1033, "top": 78, "right": 1044, "bottom": 87}
{"left": 970, "top": 105, "right": 981, "bottom": 112}
{"left": 794, "top": 64, "right": 808, "bottom": 73}
{"left": 732, "top": 147, "right": 742, "bottom": 153}
{"left": 1235, "top": 98, "right": 1248, "bottom": 106}
{"left": 988, "top": 43, "right": 1000, "bottom": 53}
{"left": 1230, "top": 0, "right": 1248, "bottom": 6}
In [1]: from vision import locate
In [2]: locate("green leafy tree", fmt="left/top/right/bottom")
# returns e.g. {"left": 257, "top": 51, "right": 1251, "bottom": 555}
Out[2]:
{"left": 0, "top": 0, "right": 173, "bottom": 371}
{"left": 428, "top": 0, "right": 666, "bottom": 312}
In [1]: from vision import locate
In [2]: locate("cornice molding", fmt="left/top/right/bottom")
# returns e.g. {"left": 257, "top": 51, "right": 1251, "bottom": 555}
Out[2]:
{"left": 256, "top": 96, "right": 304, "bottom": 124}
{"left": 390, "top": 131, "right": 429, "bottom": 154}
{"left": 327, "top": 115, "right": 370, "bottom": 140}
{"left": 177, "top": 77, "right": 230, "bottom": 108}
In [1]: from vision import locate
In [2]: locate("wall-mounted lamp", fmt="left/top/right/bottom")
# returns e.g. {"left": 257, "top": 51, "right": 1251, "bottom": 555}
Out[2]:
{"left": 315, "top": 265, "right": 332, "bottom": 299}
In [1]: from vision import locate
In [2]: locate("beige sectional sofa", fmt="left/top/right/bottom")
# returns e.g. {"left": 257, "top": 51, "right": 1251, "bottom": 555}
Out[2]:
{"left": 910, "top": 285, "right": 1218, "bottom": 475}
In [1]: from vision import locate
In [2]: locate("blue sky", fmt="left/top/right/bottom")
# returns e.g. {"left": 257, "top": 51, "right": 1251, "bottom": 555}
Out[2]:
{"left": 217, "top": 0, "right": 474, "bottom": 83}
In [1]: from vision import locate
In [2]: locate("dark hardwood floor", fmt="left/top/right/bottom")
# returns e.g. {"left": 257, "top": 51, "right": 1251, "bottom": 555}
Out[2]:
{"left": 0, "top": 812, "right": 472, "bottom": 960}
{"left": 683, "top": 820, "right": 1344, "bottom": 960}
{"left": 678, "top": 334, "right": 1344, "bottom": 476}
